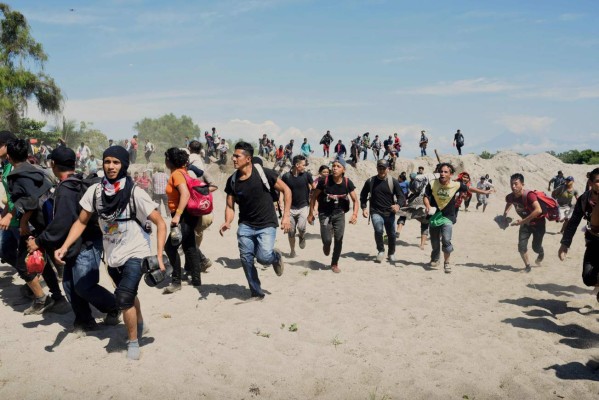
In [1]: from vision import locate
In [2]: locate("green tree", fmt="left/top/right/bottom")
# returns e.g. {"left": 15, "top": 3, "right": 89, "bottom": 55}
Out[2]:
{"left": 16, "top": 117, "right": 61, "bottom": 143}
{"left": 0, "top": 3, "right": 63, "bottom": 131}
{"left": 133, "top": 113, "right": 201, "bottom": 151}
{"left": 47, "top": 119, "right": 108, "bottom": 155}
{"left": 479, "top": 150, "right": 494, "bottom": 160}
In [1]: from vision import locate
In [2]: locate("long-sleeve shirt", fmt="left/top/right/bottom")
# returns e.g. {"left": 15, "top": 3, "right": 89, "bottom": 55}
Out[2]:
{"left": 360, "top": 175, "right": 406, "bottom": 217}
{"left": 561, "top": 190, "right": 593, "bottom": 248}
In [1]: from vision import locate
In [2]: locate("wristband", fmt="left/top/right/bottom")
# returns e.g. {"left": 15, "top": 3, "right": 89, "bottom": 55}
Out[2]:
{"left": 176, "top": 209, "right": 184, "bottom": 215}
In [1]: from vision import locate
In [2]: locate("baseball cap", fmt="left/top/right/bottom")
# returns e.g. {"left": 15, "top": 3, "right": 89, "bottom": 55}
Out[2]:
{"left": 333, "top": 156, "right": 347, "bottom": 169}
{"left": 0, "top": 130, "right": 17, "bottom": 146}
{"left": 48, "top": 146, "right": 76, "bottom": 168}
{"left": 565, "top": 176, "right": 574, "bottom": 181}
{"left": 376, "top": 160, "right": 388, "bottom": 168}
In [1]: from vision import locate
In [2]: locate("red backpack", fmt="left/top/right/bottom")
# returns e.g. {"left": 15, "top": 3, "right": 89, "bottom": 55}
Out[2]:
{"left": 179, "top": 171, "right": 213, "bottom": 216}
{"left": 522, "top": 190, "right": 559, "bottom": 221}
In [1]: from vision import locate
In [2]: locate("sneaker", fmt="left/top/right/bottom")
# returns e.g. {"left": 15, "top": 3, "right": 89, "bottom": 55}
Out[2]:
{"left": 525, "top": 264, "right": 532, "bottom": 273}
{"left": 24, "top": 295, "right": 55, "bottom": 315}
{"left": 163, "top": 283, "right": 181, "bottom": 294}
{"left": 289, "top": 250, "right": 296, "bottom": 258}
{"left": 298, "top": 236, "right": 306, "bottom": 249}
{"left": 535, "top": 254, "right": 544, "bottom": 266}
{"left": 323, "top": 243, "right": 331, "bottom": 256}
{"left": 50, "top": 296, "right": 72, "bottom": 314}
{"left": 273, "top": 250, "right": 284, "bottom": 276}
{"left": 389, "top": 254, "right": 397, "bottom": 263}
{"left": 430, "top": 260, "right": 440, "bottom": 268}
{"left": 200, "top": 258, "right": 212, "bottom": 273}
{"left": 104, "top": 310, "right": 121, "bottom": 326}
{"left": 444, "top": 262, "right": 452, "bottom": 274}
{"left": 331, "top": 264, "right": 341, "bottom": 273}
{"left": 376, "top": 252, "right": 385, "bottom": 263}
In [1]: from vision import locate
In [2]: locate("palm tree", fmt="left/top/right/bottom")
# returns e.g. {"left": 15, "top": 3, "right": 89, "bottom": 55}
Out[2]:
{"left": 0, "top": 3, "right": 63, "bottom": 131}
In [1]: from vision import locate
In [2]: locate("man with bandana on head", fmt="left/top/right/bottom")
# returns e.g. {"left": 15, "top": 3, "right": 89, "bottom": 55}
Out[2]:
{"left": 56, "top": 146, "right": 167, "bottom": 360}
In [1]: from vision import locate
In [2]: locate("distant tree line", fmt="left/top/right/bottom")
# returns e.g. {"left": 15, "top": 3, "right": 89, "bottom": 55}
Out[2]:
{"left": 548, "top": 149, "right": 599, "bottom": 165}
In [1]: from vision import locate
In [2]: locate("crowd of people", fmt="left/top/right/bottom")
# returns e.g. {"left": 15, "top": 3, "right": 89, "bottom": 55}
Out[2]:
{"left": 0, "top": 127, "right": 597, "bottom": 362}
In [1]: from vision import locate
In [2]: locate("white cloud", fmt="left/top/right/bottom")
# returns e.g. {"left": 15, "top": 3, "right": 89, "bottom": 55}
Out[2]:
{"left": 495, "top": 115, "right": 555, "bottom": 135}
{"left": 397, "top": 78, "right": 520, "bottom": 96}
{"left": 558, "top": 13, "right": 585, "bottom": 22}
{"left": 516, "top": 84, "right": 599, "bottom": 100}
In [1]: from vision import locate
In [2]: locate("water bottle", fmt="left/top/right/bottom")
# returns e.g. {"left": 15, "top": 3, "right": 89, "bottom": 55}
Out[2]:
{"left": 170, "top": 225, "right": 182, "bottom": 246}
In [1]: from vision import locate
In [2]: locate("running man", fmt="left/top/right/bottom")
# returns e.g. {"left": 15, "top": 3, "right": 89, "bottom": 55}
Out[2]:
{"left": 281, "top": 155, "right": 313, "bottom": 258}
{"left": 503, "top": 173, "right": 546, "bottom": 272}
{"left": 552, "top": 176, "right": 578, "bottom": 234}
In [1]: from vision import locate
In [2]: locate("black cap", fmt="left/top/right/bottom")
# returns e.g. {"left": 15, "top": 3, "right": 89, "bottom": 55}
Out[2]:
{"left": 0, "top": 130, "right": 17, "bottom": 146}
{"left": 48, "top": 146, "right": 76, "bottom": 168}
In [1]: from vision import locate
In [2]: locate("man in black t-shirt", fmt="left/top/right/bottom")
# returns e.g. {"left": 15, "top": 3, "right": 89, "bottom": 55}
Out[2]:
{"left": 281, "top": 155, "right": 313, "bottom": 258}
{"left": 424, "top": 163, "right": 490, "bottom": 273}
{"left": 220, "top": 142, "right": 292, "bottom": 299}
{"left": 360, "top": 160, "right": 405, "bottom": 263}
{"left": 453, "top": 129, "right": 464, "bottom": 155}
{"left": 503, "top": 173, "right": 546, "bottom": 272}
{"left": 308, "top": 157, "right": 359, "bottom": 273}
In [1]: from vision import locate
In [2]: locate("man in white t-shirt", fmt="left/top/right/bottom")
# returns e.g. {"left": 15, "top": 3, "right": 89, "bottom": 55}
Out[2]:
{"left": 77, "top": 142, "right": 91, "bottom": 168}
{"left": 55, "top": 145, "right": 167, "bottom": 360}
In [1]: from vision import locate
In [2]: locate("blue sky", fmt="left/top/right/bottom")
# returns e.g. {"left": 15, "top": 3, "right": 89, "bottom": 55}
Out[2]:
{"left": 10, "top": 0, "right": 599, "bottom": 157}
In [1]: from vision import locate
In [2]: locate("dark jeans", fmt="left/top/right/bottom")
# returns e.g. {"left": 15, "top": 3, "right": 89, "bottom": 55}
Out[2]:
{"left": 420, "top": 147, "right": 427, "bottom": 156}
{"left": 63, "top": 240, "right": 116, "bottom": 323}
{"left": 144, "top": 151, "right": 152, "bottom": 163}
{"left": 319, "top": 212, "right": 345, "bottom": 265}
{"left": 582, "top": 236, "right": 599, "bottom": 286}
{"left": 165, "top": 211, "right": 202, "bottom": 285}
{"left": 518, "top": 222, "right": 545, "bottom": 256}
{"left": 371, "top": 213, "right": 396, "bottom": 255}
{"left": 430, "top": 223, "right": 454, "bottom": 262}
{"left": 15, "top": 235, "right": 62, "bottom": 299}
{"left": 237, "top": 224, "right": 278, "bottom": 297}
{"left": 456, "top": 145, "right": 463, "bottom": 155}
{"left": 107, "top": 258, "right": 143, "bottom": 310}
{"left": 0, "top": 226, "right": 19, "bottom": 267}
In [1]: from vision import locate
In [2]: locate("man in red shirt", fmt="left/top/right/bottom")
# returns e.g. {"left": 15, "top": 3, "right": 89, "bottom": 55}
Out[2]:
{"left": 503, "top": 173, "right": 545, "bottom": 272}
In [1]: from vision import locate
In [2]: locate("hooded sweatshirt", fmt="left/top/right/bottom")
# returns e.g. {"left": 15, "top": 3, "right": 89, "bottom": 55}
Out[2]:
{"left": 35, "top": 173, "right": 103, "bottom": 259}
{"left": 7, "top": 162, "right": 53, "bottom": 232}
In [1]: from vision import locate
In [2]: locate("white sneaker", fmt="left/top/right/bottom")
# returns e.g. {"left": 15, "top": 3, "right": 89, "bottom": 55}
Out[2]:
{"left": 444, "top": 262, "right": 452, "bottom": 274}
{"left": 389, "top": 254, "right": 397, "bottom": 263}
{"left": 376, "top": 252, "right": 385, "bottom": 263}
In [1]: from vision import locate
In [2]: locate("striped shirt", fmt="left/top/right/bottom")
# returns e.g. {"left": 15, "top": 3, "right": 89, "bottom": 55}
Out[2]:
{"left": 152, "top": 172, "right": 168, "bottom": 195}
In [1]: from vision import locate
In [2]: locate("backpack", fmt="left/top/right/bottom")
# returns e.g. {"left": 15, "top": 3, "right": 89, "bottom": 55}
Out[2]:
{"left": 92, "top": 183, "right": 151, "bottom": 233}
{"left": 323, "top": 175, "right": 350, "bottom": 213}
{"left": 409, "top": 175, "right": 429, "bottom": 195}
{"left": 177, "top": 170, "right": 214, "bottom": 216}
{"left": 456, "top": 133, "right": 465, "bottom": 147}
{"left": 59, "top": 173, "right": 102, "bottom": 229}
{"left": 522, "top": 189, "right": 560, "bottom": 221}
{"left": 230, "top": 163, "right": 280, "bottom": 204}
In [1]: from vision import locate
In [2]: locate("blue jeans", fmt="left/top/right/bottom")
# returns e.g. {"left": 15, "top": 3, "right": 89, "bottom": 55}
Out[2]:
{"left": 107, "top": 258, "right": 143, "bottom": 310}
{"left": 371, "top": 213, "right": 396, "bottom": 255}
{"left": 420, "top": 147, "right": 427, "bottom": 156}
{"left": 429, "top": 223, "right": 454, "bottom": 261}
{"left": 237, "top": 224, "right": 278, "bottom": 297}
{"left": 0, "top": 226, "right": 19, "bottom": 267}
{"left": 62, "top": 240, "right": 116, "bottom": 323}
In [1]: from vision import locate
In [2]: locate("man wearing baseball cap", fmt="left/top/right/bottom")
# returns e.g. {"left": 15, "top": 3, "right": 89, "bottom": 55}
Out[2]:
{"left": 359, "top": 159, "right": 405, "bottom": 263}
{"left": 27, "top": 146, "right": 119, "bottom": 331}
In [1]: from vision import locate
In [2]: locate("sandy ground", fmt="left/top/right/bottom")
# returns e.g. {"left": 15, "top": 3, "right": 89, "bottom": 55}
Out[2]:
{"left": 1, "top": 151, "right": 598, "bottom": 399}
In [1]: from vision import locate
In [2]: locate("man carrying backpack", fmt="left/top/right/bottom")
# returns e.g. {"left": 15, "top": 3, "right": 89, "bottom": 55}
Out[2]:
{"left": 453, "top": 129, "right": 464, "bottom": 155}
{"left": 26, "top": 146, "right": 119, "bottom": 332}
{"left": 281, "top": 155, "right": 313, "bottom": 258}
{"left": 6, "top": 139, "right": 68, "bottom": 315}
{"left": 220, "top": 141, "right": 291, "bottom": 300}
{"left": 320, "top": 130, "right": 333, "bottom": 157}
{"left": 503, "top": 173, "right": 550, "bottom": 272}
{"left": 360, "top": 160, "right": 405, "bottom": 263}
{"left": 308, "top": 156, "right": 359, "bottom": 273}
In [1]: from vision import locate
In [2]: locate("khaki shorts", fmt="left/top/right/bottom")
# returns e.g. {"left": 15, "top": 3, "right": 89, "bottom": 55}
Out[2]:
{"left": 289, "top": 206, "right": 309, "bottom": 238}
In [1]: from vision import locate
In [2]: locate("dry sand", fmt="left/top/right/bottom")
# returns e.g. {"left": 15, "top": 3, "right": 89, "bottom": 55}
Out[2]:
{"left": 1, "top": 151, "right": 598, "bottom": 399}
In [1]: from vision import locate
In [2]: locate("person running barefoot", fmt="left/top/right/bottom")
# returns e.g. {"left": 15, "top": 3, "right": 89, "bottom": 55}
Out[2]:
{"left": 308, "top": 157, "right": 359, "bottom": 273}
{"left": 503, "top": 173, "right": 547, "bottom": 272}
{"left": 559, "top": 168, "right": 599, "bottom": 301}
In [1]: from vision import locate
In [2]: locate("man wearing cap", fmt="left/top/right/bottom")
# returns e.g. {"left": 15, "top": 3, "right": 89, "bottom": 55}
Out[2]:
{"left": 359, "top": 160, "right": 405, "bottom": 263}
{"left": 552, "top": 176, "right": 579, "bottom": 234}
{"left": 308, "top": 156, "right": 359, "bottom": 273}
{"left": 27, "top": 146, "right": 119, "bottom": 332}
{"left": 548, "top": 170, "right": 566, "bottom": 191}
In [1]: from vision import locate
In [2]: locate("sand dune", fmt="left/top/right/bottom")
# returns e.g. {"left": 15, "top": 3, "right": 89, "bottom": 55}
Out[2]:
{"left": 1, "top": 151, "right": 598, "bottom": 399}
